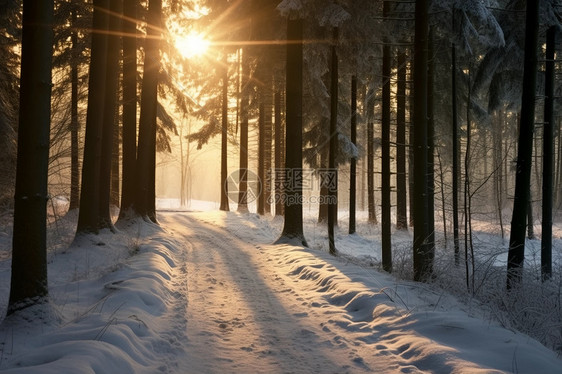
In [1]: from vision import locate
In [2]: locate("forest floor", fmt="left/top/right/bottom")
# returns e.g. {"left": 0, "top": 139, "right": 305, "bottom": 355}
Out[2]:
{"left": 0, "top": 207, "right": 561, "bottom": 373}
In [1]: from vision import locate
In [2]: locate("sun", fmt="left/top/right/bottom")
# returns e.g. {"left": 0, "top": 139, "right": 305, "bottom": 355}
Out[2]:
{"left": 175, "top": 32, "right": 210, "bottom": 59}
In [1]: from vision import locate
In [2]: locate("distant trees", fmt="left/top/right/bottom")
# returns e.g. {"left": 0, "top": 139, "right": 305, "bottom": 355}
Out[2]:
{"left": 0, "top": 1, "right": 20, "bottom": 208}
{"left": 8, "top": 0, "right": 54, "bottom": 313}
{"left": 6, "top": 0, "right": 562, "bottom": 307}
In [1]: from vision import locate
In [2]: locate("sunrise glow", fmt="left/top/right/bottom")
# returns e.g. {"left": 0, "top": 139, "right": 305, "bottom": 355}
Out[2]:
{"left": 175, "top": 32, "right": 210, "bottom": 59}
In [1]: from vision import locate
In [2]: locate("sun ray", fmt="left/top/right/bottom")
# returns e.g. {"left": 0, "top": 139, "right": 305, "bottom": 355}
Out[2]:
{"left": 175, "top": 32, "right": 210, "bottom": 59}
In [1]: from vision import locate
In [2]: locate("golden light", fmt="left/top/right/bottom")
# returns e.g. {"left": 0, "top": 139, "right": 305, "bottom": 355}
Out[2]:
{"left": 175, "top": 33, "right": 210, "bottom": 59}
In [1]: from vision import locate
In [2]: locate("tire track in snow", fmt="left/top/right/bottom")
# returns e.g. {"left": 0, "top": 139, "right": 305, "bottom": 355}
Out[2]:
{"left": 160, "top": 213, "right": 384, "bottom": 374}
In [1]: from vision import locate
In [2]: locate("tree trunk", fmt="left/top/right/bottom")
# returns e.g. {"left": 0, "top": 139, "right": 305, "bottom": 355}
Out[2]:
{"left": 69, "top": 7, "right": 80, "bottom": 211}
{"left": 465, "top": 67, "right": 474, "bottom": 292}
{"left": 542, "top": 26, "right": 555, "bottom": 281}
{"left": 367, "top": 121, "right": 376, "bottom": 224}
{"left": 452, "top": 43, "right": 460, "bottom": 264}
{"left": 111, "top": 107, "right": 120, "bottom": 207}
{"left": 98, "top": 0, "right": 122, "bottom": 230}
{"left": 118, "top": 0, "right": 138, "bottom": 220}
{"left": 349, "top": 75, "right": 357, "bottom": 234}
{"left": 426, "top": 26, "right": 435, "bottom": 255}
{"left": 135, "top": 0, "right": 161, "bottom": 222}
{"left": 276, "top": 17, "right": 307, "bottom": 246}
{"left": 258, "top": 102, "right": 265, "bottom": 215}
{"left": 381, "top": 6, "right": 392, "bottom": 272}
{"left": 412, "top": 0, "right": 432, "bottom": 281}
{"left": 264, "top": 76, "right": 273, "bottom": 215}
{"left": 493, "top": 111, "right": 505, "bottom": 239}
{"left": 274, "top": 88, "right": 284, "bottom": 216}
{"left": 507, "top": 0, "right": 539, "bottom": 289}
{"left": 76, "top": 0, "right": 109, "bottom": 234}
{"left": 396, "top": 51, "right": 408, "bottom": 230}
{"left": 328, "top": 27, "right": 339, "bottom": 256}
{"left": 238, "top": 48, "right": 249, "bottom": 212}
{"left": 8, "top": 0, "right": 53, "bottom": 313}
{"left": 220, "top": 63, "right": 230, "bottom": 212}
{"left": 527, "top": 190, "right": 534, "bottom": 239}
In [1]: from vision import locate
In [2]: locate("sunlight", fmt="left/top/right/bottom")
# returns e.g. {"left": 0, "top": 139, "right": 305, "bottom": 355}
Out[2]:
{"left": 175, "top": 32, "right": 210, "bottom": 59}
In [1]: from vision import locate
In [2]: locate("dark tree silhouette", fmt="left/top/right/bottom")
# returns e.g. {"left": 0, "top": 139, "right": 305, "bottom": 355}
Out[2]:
{"left": 76, "top": 0, "right": 109, "bottom": 235}
{"left": 8, "top": 0, "right": 54, "bottom": 313}
{"left": 507, "top": 0, "right": 539, "bottom": 289}
{"left": 395, "top": 51, "right": 408, "bottom": 231}
{"left": 276, "top": 17, "right": 307, "bottom": 246}
{"left": 118, "top": 0, "right": 138, "bottom": 221}
{"left": 541, "top": 26, "right": 555, "bottom": 281}
{"left": 412, "top": 0, "right": 433, "bottom": 281}
{"left": 381, "top": 0, "right": 392, "bottom": 272}
{"left": 220, "top": 63, "right": 230, "bottom": 212}
{"left": 349, "top": 75, "right": 357, "bottom": 234}
{"left": 136, "top": 0, "right": 162, "bottom": 223}
{"left": 451, "top": 42, "right": 460, "bottom": 266}
{"left": 328, "top": 27, "right": 339, "bottom": 256}
{"left": 99, "top": 0, "right": 122, "bottom": 230}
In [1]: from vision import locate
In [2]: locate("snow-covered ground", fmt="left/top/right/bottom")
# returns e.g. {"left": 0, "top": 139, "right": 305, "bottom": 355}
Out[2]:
{"left": 0, "top": 201, "right": 561, "bottom": 373}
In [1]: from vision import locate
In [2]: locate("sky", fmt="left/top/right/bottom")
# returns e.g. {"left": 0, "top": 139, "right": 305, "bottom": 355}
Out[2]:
{"left": 0, "top": 200, "right": 561, "bottom": 373}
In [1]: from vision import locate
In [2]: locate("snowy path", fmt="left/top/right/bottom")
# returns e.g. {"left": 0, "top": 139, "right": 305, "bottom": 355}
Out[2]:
{"left": 1, "top": 211, "right": 561, "bottom": 373}
{"left": 164, "top": 213, "right": 387, "bottom": 373}
{"left": 162, "top": 212, "right": 562, "bottom": 374}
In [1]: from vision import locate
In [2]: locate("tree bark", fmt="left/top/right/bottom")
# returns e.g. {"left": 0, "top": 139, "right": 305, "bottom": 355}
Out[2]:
{"left": 274, "top": 89, "right": 284, "bottom": 216}
{"left": 426, "top": 26, "right": 435, "bottom": 256}
{"left": 452, "top": 43, "right": 460, "bottom": 265}
{"left": 349, "top": 75, "right": 357, "bottom": 234}
{"left": 412, "top": 0, "right": 432, "bottom": 281}
{"left": 98, "top": 0, "right": 122, "bottom": 230}
{"left": 277, "top": 17, "right": 307, "bottom": 246}
{"left": 258, "top": 102, "right": 266, "bottom": 215}
{"left": 69, "top": 7, "right": 80, "bottom": 211}
{"left": 9, "top": 0, "right": 53, "bottom": 313}
{"left": 541, "top": 26, "right": 555, "bottom": 281}
{"left": 507, "top": 0, "right": 539, "bottom": 289}
{"left": 328, "top": 27, "right": 339, "bottom": 256}
{"left": 367, "top": 121, "right": 376, "bottom": 224}
{"left": 135, "top": 0, "right": 161, "bottom": 223}
{"left": 381, "top": 4, "right": 392, "bottom": 272}
{"left": 76, "top": 0, "right": 109, "bottom": 234}
{"left": 118, "top": 0, "right": 138, "bottom": 220}
{"left": 220, "top": 63, "right": 230, "bottom": 212}
{"left": 238, "top": 48, "right": 249, "bottom": 212}
{"left": 396, "top": 51, "right": 408, "bottom": 230}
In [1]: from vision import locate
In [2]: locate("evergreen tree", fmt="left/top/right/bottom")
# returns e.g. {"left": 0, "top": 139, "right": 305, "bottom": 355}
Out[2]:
{"left": 136, "top": 0, "right": 162, "bottom": 222}
{"left": 381, "top": 0, "right": 392, "bottom": 273}
{"left": 8, "top": 0, "right": 54, "bottom": 313}
{"left": 276, "top": 16, "right": 307, "bottom": 246}
{"left": 412, "top": 0, "right": 432, "bottom": 281}
{"left": 0, "top": 1, "right": 21, "bottom": 208}
{"left": 542, "top": 25, "right": 556, "bottom": 281}
{"left": 507, "top": 0, "right": 539, "bottom": 289}
{"left": 118, "top": 0, "right": 139, "bottom": 220}
{"left": 76, "top": 0, "right": 109, "bottom": 235}
{"left": 99, "top": 0, "right": 123, "bottom": 230}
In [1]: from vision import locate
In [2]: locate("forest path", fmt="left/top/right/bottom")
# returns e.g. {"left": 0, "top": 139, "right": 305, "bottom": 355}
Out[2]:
{"left": 159, "top": 212, "right": 399, "bottom": 374}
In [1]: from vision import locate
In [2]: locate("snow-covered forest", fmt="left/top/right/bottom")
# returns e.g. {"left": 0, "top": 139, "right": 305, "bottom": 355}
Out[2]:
{"left": 1, "top": 0, "right": 562, "bottom": 372}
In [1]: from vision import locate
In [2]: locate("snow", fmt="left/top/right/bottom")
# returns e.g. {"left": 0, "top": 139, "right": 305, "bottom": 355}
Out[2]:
{"left": 0, "top": 201, "right": 561, "bottom": 373}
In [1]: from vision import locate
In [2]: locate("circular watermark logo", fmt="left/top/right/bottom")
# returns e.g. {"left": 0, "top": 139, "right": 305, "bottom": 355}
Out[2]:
{"left": 225, "top": 169, "right": 262, "bottom": 204}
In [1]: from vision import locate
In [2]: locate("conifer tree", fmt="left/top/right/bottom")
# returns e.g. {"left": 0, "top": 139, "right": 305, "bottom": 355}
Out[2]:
{"left": 9, "top": 0, "right": 54, "bottom": 313}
